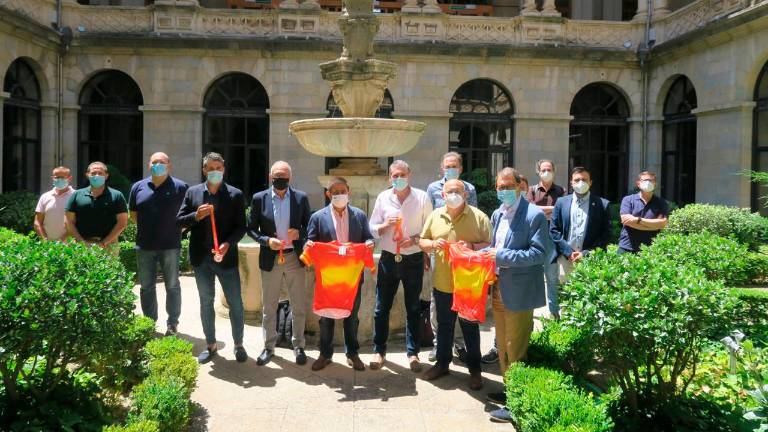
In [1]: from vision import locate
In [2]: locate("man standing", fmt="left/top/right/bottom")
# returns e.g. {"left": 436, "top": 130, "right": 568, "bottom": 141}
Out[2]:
{"left": 34, "top": 166, "right": 74, "bottom": 241}
{"left": 425, "top": 151, "right": 478, "bottom": 363}
{"left": 549, "top": 166, "right": 611, "bottom": 282}
{"left": 307, "top": 177, "right": 374, "bottom": 371}
{"left": 618, "top": 171, "right": 669, "bottom": 253}
{"left": 65, "top": 162, "right": 128, "bottom": 253}
{"left": 177, "top": 152, "right": 247, "bottom": 364}
{"left": 419, "top": 179, "right": 491, "bottom": 390}
{"left": 484, "top": 167, "right": 553, "bottom": 422}
{"left": 129, "top": 152, "right": 188, "bottom": 336}
{"left": 368, "top": 160, "right": 432, "bottom": 372}
{"left": 247, "top": 161, "right": 311, "bottom": 366}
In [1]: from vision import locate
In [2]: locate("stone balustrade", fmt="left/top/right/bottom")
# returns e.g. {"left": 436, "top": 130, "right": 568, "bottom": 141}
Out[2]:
{"left": 0, "top": 0, "right": 764, "bottom": 49}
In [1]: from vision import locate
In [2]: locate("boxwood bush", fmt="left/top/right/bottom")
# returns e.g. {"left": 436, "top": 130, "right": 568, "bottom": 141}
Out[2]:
{"left": 527, "top": 319, "right": 594, "bottom": 378}
{"left": 505, "top": 363, "right": 614, "bottom": 432}
{"left": 666, "top": 204, "right": 768, "bottom": 250}
{"left": 560, "top": 248, "right": 737, "bottom": 416}
{"left": 0, "top": 191, "right": 38, "bottom": 234}
{"left": 730, "top": 288, "right": 768, "bottom": 343}
{"left": 143, "top": 337, "right": 197, "bottom": 395}
{"left": 128, "top": 376, "right": 190, "bottom": 432}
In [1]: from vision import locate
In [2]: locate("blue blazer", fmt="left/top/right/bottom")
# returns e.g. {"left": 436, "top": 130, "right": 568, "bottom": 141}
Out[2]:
{"left": 247, "top": 187, "right": 311, "bottom": 271}
{"left": 491, "top": 199, "right": 553, "bottom": 312}
{"left": 307, "top": 205, "right": 373, "bottom": 244}
{"left": 549, "top": 193, "right": 611, "bottom": 261}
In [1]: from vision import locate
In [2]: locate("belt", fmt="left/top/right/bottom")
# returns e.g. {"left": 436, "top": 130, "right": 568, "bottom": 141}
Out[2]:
{"left": 283, "top": 249, "right": 294, "bottom": 254}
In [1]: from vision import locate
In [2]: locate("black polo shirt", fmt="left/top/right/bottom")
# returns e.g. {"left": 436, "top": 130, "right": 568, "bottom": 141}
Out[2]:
{"left": 65, "top": 186, "right": 128, "bottom": 240}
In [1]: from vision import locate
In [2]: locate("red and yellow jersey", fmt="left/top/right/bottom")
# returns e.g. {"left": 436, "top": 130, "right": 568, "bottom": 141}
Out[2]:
{"left": 300, "top": 241, "right": 376, "bottom": 319}
{"left": 446, "top": 243, "right": 496, "bottom": 323}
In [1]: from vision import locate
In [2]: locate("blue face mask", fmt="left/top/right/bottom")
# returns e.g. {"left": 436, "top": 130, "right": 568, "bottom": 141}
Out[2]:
{"left": 53, "top": 178, "right": 69, "bottom": 190}
{"left": 392, "top": 177, "right": 408, "bottom": 191}
{"left": 89, "top": 175, "right": 106, "bottom": 188}
{"left": 151, "top": 163, "right": 168, "bottom": 177}
{"left": 207, "top": 170, "right": 224, "bottom": 185}
{"left": 444, "top": 168, "right": 460, "bottom": 181}
{"left": 497, "top": 189, "right": 517, "bottom": 207}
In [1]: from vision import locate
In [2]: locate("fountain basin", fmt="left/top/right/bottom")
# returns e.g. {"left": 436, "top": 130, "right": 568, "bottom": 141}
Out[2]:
{"left": 289, "top": 117, "right": 426, "bottom": 157}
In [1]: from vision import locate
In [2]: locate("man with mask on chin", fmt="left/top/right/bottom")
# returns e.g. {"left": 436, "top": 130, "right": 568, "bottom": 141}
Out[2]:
{"left": 419, "top": 179, "right": 491, "bottom": 390}
{"left": 65, "top": 161, "right": 128, "bottom": 255}
{"left": 177, "top": 152, "right": 248, "bottom": 364}
{"left": 618, "top": 171, "right": 669, "bottom": 254}
{"left": 247, "top": 161, "right": 311, "bottom": 366}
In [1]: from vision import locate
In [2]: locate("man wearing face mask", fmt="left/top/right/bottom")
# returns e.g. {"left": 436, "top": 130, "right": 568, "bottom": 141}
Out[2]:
{"left": 35, "top": 166, "right": 75, "bottom": 241}
{"left": 549, "top": 167, "right": 611, "bottom": 281}
{"left": 129, "top": 152, "right": 189, "bottom": 336}
{"left": 65, "top": 162, "right": 128, "bottom": 254}
{"left": 247, "top": 161, "right": 311, "bottom": 366}
{"left": 306, "top": 177, "right": 375, "bottom": 371}
{"left": 419, "top": 179, "right": 491, "bottom": 390}
{"left": 368, "top": 160, "right": 433, "bottom": 372}
{"left": 425, "top": 152, "right": 477, "bottom": 363}
{"left": 177, "top": 152, "right": 248, "bottom": 364}
{"left": 618, "top": 171, "right": 669, "bottom": 253}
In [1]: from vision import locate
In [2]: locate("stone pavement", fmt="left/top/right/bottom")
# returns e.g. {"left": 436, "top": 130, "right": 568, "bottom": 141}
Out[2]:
{"left": 135, "top": 276, "right": 529, "bottom": 432}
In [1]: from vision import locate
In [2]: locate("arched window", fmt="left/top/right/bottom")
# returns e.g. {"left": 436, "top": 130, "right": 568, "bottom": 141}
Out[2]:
{"left": 753, "top": 60, "right": 768, "bottom": 216}
{"left": 449, "top": 79, "right": 514, "bottom": 180}
{"left": 662, "top": 76, "right": 697, "bottom": 205}
{"left": 569, "top": 83, "right": 630, "bottom": 202}
{"left": 78, "top": 70, "right": 143, "bottom": 192}
{"left": 203, "top": 73, "right": 269, "bottom": 198}
{"left": 3, "top": 59, "right": 41, "bottom": 192}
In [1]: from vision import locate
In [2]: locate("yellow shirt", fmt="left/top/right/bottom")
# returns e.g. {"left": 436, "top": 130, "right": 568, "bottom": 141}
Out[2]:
{"left": 420, "top": 205, "right": 491, "bottom": 293}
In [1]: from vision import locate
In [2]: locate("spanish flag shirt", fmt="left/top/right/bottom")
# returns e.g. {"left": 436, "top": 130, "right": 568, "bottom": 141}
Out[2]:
{"left": 447, "top": 243, "right": 497, "bottom": 323}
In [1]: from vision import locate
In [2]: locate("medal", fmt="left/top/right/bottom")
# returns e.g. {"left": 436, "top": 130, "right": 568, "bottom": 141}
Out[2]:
{"left": 210, "top": 206, "right": 223, "bottom": 263}
{"left": 393, "top": 216, "right": 404, "bottom": 263}
{"left": 395, "top": 253, "right": 402, "bottom": 262}
{"left": 277, "top": 241, "right": 286, "bottom": 265}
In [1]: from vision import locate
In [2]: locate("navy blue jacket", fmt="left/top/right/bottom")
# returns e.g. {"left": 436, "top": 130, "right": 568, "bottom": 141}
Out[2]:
{"left": 549, "top": 193, "right": 611, "bottom": 262}
{"left": 247, "top": 187, "right": 311, "bottom": 271}
{"left": 307, "top": 204, "right": 373, "bottom": 244}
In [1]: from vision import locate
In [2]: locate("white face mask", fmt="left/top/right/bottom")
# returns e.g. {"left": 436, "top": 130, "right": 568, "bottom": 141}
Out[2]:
{"left": 539, "top": 170, "right": 554, "bottom": 183}
{"left": 572, "top": 180, "right": 590, "bottom": 195}
{"left": 331, "top": 194, "right": 349, "bottom": 208}
{"left": 639, "top": 180, "right": 655, "bottom": 193}
{"left": 444, "top": 193, "right": 464, "bottom": 209}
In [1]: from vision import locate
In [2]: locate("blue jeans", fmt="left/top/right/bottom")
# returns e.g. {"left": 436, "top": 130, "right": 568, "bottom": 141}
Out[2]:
{"left": 319, "top": 282, "right": 362, "bottom": 359}
{"left": 433, "top": 288, "right": 481, "bottom": 373}
{"left": 544, "top": 262, "right": 559, "bottom": 315}
{"left": 373, "top": 251, "right": 424, "bottom": 356}
{"left": 193, "top": 255, "right": 244, "bottom": 346}
{"left": 137, "top": 248, "right": 182, "bottom": 326}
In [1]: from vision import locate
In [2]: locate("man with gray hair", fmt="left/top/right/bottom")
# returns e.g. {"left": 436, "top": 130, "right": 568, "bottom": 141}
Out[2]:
{"left": 368, "top": 160, "right": 433, "bottom": 372}
{"left": 247, "top": 161, "right": 311, "bottom": 366}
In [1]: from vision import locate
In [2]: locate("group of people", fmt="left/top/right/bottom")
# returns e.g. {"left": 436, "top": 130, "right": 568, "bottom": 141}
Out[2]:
{"left": 33, "top": 150, "right": 669, "bottom": 423}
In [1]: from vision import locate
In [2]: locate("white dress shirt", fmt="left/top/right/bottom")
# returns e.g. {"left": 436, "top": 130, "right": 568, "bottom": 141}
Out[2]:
{"left": 369, "top": 186, "right": 432, "bottom": 255}
{"left": 568, "top": 192, "right": 590, "bottom": 252}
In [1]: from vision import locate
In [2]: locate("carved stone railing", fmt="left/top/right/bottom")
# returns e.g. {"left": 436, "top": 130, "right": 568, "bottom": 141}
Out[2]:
{"left": 565, "top": 19, "right": 643, "bottom": 49}
{"left": 62, "top": 3, "right": 152, "bottom": 34}
{"left": 654, "top": 0, "right": 751, "bottom": 44}
{"left": 0, "top": 0, "right": 57, "bottom": 28}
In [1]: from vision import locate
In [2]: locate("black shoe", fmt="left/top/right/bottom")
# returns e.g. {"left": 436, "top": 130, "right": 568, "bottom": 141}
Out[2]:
{"left": 454, "top": 346, "right": 468, "bottom": 364}
{"left": 295, "top": 348, "right": 307, "bottom": 365}
{"left": 256, "top": 348, "right": 273, "bottom": 366}
{"left": 164, "top": 324, "right": 178, "bottom": 337}
{"left": 487, "top": 391, "right": 506, "bottom": 405}
{"left": 481, "top": 347, "right": 499, "bottom": 364}
{"left": 197, "top": 347, "right": 217, "bottom": 364}
{"left": 489, "top": 407, "right": 513, "bottom": 423}
{"left": 235, "top": 346, "right": 248, "bottom": 363}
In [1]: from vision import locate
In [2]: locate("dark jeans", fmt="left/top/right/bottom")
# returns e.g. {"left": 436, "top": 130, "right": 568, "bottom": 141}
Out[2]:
{"left": 319, "top": 282, "right": 362, "bottom": 359}
{"left": 137, "top": 248, "right": 182, "bottom": 326}
{"left": 373, "top": 251, "right": 424, "bottom": 356}
{"left": 434, "top": 288, "right": 481, "bottom": 373}
{"left": 193, "top": 255, "right": 244, "bottom": 346}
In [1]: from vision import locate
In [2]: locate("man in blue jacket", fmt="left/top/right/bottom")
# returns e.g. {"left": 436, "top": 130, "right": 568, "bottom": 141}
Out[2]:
{"left": 482, "top": 167, "right": 553, "bottom": 422}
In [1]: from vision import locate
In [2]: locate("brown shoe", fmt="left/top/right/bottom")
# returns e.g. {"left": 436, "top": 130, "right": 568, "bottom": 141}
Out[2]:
{"left": 408, "top": 355, "right": 422, "bottom": 372}
{"left": 369, "top": 353, "right": 385, "bottom": 370}
{"left": 311, "top": 355, "right": 332, "bottom": 371}
{"left": 347, "top": 355, "right": 365, "bottom": 371}
{"left": 422, "top": 364, "right": 449, "bottom": 381}
{"left": 469, "top": 371, "right": 483, "bottom": 390}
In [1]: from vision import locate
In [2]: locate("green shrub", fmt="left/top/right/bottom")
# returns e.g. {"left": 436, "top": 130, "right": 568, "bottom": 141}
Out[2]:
{"left": 0, "top": 191, "right": 38, "bottom": 234}
{"left": 86, "top": 315, "right": 156, "bottom": 391}
{"left": 120, "top": 219, "right": 138, "bottom": 243}
{"left": 146, "top": 353, "right": 198, "bottom": 396}
{"left": 505, "top": 363, "right": 614, "bottom": 432}
{"left": 128, "top": 376, "right": 191, "bottom": 432}
{"left": 666, "top": 204, "right": 768, "bottom": 250}
{"left": 0, "top": 226, "right": 26, "bottom": 246}
{"left": 561, "top": 249, "right": 737, "bottom": 415}
{"left": 180, "top": 239, "right": 191, "bottom": 273}
{"left": 144, "top": 336, "right": 194, "bottom": 361}
{"left": 746, "top": 252, "right": 768, "bottom": 285}
{"left": 527, "top": 319, "right": 594, "bottom": 378}
{"left": 0, "top": 239, "right": 135, "bottom": 406}
{"left": 730, "top": 288, "right": 768, "bottom": 343}
{"left": 103, "top": 420, "right": 160, "bottom": 432}
{"left": 649, "top": 233, "right": 751, "bottom": 286}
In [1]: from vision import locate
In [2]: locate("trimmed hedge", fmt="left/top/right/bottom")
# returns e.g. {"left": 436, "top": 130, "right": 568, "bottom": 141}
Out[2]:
{"left": 103, "top": 420, "right": 160, "bottom": 432}
{"left": 505, "top": 363, "right": 614, "bottom": 432}
{"left": 143, "top": 337, "right": 198, "bottom": 395}
{"left": 649, "top": 233, "right": 751, "bottom": 286}
{"left": 666, "top": 204, "right": 768, "bottom": 250}
{"left": 86, "top": 315, "right": 156, "bottom": 391}
{"left": 0, "top": 191, "right": 38, "bottom": 234}
{"left": 527, "top": 319, "right": 594, "bottom": 378}
{"left": 730, "top": 288, "right": 768, "bottom": 342}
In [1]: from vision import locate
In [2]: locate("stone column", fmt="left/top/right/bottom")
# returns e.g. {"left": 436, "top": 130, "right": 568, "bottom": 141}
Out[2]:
{"left": 652, "top": 0, "right": 670, "bottom": 19}
{"left": 402, "top": 0, "right": 422, "bottom": 13}
{"left": 40, "top": 103, "right": 59, "bottom": 188}
{"left": 541, "top": 0, "right": 560, "bottom": 16}
{"left": 633, "top": 0, "right": 648, "bottom": 22}
{"left": 521, "top": 0, "right": 539, "bottom": 15}
{"left": 0, "top": 92, "right": 6, "bottom": 191}
{"left": 61, "top": 105, "right": 79, "bottom": 174}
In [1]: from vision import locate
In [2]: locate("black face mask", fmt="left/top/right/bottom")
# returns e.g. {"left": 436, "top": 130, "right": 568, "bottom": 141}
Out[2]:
{"left": 272, "top": 178, "right": 289, "bottom": 191}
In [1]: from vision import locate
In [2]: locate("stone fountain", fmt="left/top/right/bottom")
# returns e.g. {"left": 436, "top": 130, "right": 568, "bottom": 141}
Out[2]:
{"left": 288, "top": 0, "right": 426, "bottom": 212}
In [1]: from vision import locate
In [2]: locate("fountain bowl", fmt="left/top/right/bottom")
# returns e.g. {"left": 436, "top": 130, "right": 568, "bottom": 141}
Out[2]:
{"left": 289, "top": 117, "right": 426, "bottom": 158}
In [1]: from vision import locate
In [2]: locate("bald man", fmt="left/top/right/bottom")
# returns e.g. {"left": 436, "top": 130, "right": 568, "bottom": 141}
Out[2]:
{"left": 129, "top": 152, "right": 189, "bottom": 336}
